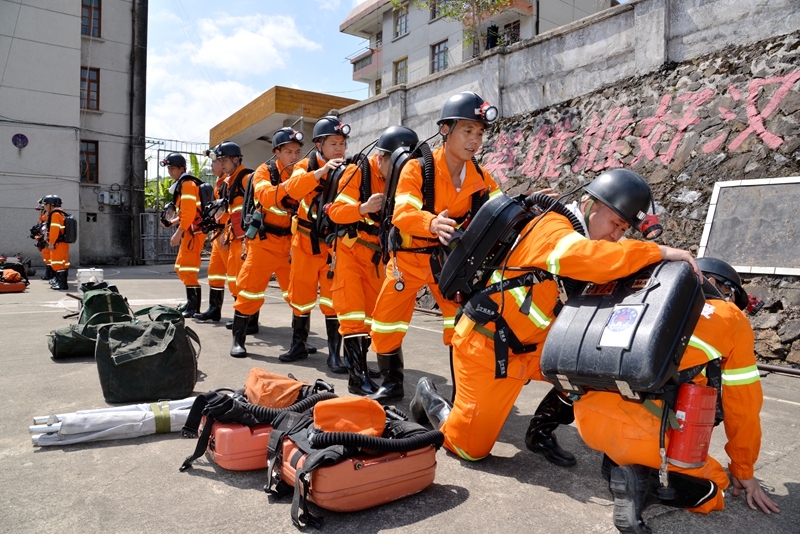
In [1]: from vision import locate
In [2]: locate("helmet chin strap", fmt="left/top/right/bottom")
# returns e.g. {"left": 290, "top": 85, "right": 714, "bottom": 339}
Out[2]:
{"left": 583, "top": 199, "right": 594, "bottom": 235}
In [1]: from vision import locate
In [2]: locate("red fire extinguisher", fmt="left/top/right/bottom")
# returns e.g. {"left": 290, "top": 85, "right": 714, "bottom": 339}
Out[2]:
{"left": 667, "top": 383, "right": 717, "bottom": 468}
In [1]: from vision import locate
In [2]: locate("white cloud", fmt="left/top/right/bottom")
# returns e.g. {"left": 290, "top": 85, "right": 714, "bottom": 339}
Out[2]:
{"left": 146, "top": 14, "right": 321, "bottom": 141}
{"left": 189, "top": 15, "right": 322, "bottom": 75}
{"left": 317, "top": 0, "right": 342, "bottom": 10}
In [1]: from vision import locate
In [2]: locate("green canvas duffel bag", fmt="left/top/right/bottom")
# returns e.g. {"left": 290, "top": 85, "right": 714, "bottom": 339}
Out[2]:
{"left": 47, "top": 311, "right": 133, "bottom": 359}
{"left": 95, "top": 318, "right": 200, "bottom": 403}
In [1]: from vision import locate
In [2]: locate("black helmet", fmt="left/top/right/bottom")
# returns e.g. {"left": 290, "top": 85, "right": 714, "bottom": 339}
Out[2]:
{"left": 584, "top": 169, "right": 654, "bottom": 231}
{"left": 696, "top": 257, "right": 748, "bottom": 310}
{"left": 42, "top": 195, "right": 62, "bottom": 207}
{"left": 160, "top": 153, "right": 186, "bottom": 168}
{"left": 213, "top": 141, "right": 242, "bottom": 160}
{"left": 312, "top": 116, "right": 351, "bottom": 141}
{"left": 272, "top": 127, "right": 304, "bottom": 150}
{"left": 437, "top": 91, "right": 498, "bottom": 126}
{"left": 376, "top": 126, "right": 419, "bottom": 154}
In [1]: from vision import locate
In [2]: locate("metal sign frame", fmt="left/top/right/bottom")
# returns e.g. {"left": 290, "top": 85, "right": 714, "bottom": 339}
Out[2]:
{"left": 698, "top": 176, "right": 800, "bottom": 276}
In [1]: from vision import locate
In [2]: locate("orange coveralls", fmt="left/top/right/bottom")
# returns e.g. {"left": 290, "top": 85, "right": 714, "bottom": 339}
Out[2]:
{"left": 206, "top": 175, "right": 229, "bottom": 289}
{"left": 283, "top": 153, "right": 335, "bottom": 318}
{"left": 173, "top": 176, "right": 205, "bottom": 287}
{"left": 370, "top": 146, "right": 501, "bottom": 352}
{"left": 225, "top": 165, "right": 251, "bottom": 298}
{"left": 48, "top": 209, "right": 70, "bottom": 272}
{"left": 441, "top": 212, "right": 662, "bottom": 461}
{"left": 234, "top": 160, "right": 294, "bottom": 316}
{"left": 328, "top": 154, "right": 385, "bottom": 336}
{"left": 574, "top": 299, "right": 763, "bottom": 514}
{"left": 39, "top": 211, "right": 50, "bottom": 267}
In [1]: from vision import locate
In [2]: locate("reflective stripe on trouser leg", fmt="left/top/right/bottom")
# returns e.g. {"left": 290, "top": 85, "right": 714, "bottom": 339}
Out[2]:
{"left": 175, "top": 232, "right": 204, "bottom": 286}
{"left": 49, "top": 242, "right": 70, "bottom": 272}
{"left": 574, "top": 390, "right": 728, "bottom": 514}
{"left": 206, "top": 239, "right": 229, "bottom": 288}
{"left": 440, "top": 331, "right": 528, "bottom": 461}
{"left": 332, "top": 241, "right": 383, "bottom": 336}
{"left": 234, "top": 237, "right": 291, "bottom": 316}
{"left": 369, "top": 259, "right": 421, "bottom": 354}
{"left": 226, "top": 238, "right": 245, "bottom": 297}
{"left": 287, "top": 244, "right": 334, "bottom": 316}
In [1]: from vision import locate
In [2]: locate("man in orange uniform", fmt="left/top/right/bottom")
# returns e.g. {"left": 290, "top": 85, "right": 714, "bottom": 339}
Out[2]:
{"left": 368, "top": 92, "right": 502, "bottom": 404}
{"left": 195, "top": 152, "right": 229, "bottom": 322}
{"left": 328, "top": 125, "right": 420, "bottom": 394}
{"left": 214, "top": 142, "right": 255, "bottom": 331}
{"left": 409, "top": 170, "right": 701, "bottom": 464}
{"left": 42, "top": 195, "right": 70, "bottom": 290}
{"left": 279, "top": 116, "right": 350, "bottom": 372}
{"left": 34, "top": 201, "right": 53, "bottom": 281}
{"left": 230, "top": 127, "right": 304, "bottom": 358}
{"left": 161, "top": 153, "right": 206, "bottom": 316}
{"left": 575, "top": 257, "right": 779, "bottom": 533}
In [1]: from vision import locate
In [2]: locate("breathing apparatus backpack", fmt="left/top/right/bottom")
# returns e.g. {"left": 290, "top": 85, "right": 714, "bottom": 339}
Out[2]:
{"left": 239, "top": 160, "right": 298, "bottom": 241}
{"left": 222, "top": 167, "right": 255, "bottom": 240}
{"left": 48, "top": 208, "right": 78, "bottom": 244}
{"left": 378, "top": 142, "right": 488, "bottom": 288}
{"left": 311, "top": 153, "right": 372, "bottom": 241}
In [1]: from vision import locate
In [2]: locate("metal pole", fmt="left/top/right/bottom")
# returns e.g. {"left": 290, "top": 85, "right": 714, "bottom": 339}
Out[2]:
{"left": 758, "top": 363, "right": 800, "bottom": 378}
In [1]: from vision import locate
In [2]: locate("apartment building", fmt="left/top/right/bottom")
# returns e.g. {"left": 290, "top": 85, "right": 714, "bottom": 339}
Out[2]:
{"left": 0, "top": 0, "right": 146, "bottom": 266}
{"left": 341, "top": 0, "right": 615, "bottom": 97}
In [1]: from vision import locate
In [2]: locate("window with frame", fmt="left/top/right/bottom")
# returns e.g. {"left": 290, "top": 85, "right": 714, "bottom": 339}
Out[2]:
{"left": 375, "top": 78, "right": 382, "bottom": 96}
{"left": 80, "top": 67, "right": 100, "bottom": 110}
{"left": 503, "top": 20, "right": 521, "bottom": 45}
{"left": 80, "top": 141, "right": 99, "bottom": 183}
{"left": 394, "top": 4, "right": 408, "bottom": 38}
{"left": 394, "top": 57, "right": 408, "bottom": 85}
{"left": 375, "top": 31, "right": 383, "bottom": 48}
{"left": 430, "top": 1, "right": 441, "bottom": 20}
{"left": 431, "top": 40, "right": 448, "bottom": 74}
{"left": 81, "top": 0, "right": 101, "bottom": 37}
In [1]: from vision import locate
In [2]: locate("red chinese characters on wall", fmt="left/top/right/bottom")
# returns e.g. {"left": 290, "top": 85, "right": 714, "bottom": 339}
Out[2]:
{"left": 482, "top": 70, "right": 800, "bottom": 183}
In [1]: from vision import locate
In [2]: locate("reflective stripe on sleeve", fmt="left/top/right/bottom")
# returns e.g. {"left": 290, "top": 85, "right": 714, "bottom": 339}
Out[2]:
{"left": 395, "top": 193, "right": 423, "bottom": 210}
{"left": 546, "top": 232, "right": 586, "bottom": 276}
{"left": 722, "top": 365, "right": 761, "bottom": 386}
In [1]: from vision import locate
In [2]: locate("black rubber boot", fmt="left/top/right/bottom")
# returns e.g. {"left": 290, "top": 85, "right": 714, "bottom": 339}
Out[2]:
{"left": 408, "top": 377, "right": 451, "bottom": 429}
{"left": 246, "top": 310, "right": 259, "bottom": 335}
{"left": 51, "top": 269, "right": 69, "bottom": 290}
{"left": 195, "top": 287, "right": 224, "bottom": 322}
{"left": 367, "top": 347, "right": 404, "bottom": 404}
{"left": 182, "top": 287, "right": 201, "bottom": 318}
{"left": 525, "top": 387, "right": 577, "bottom": 467}
{"left": 344, "top": 334, "right": 379, "bottom": 395}
{"left": 41, "top": 265, "right": 54, "bottom": 280}
{"left": 325, "top": 317, "right": 346, "bottom": 374}
{"left": 658, "top": 471, "right": 718, "bottom": 509}
{"left": 360, "top": 335, "right": 381, "bottom": 378}
{"left": 279, "top": 314, "right": 310, "bottom": 362}
{"left": 226, "top": 296, "right": 236, "bottom": 329}
{"left": 609, "top": 465, "right": 654, "bottom": 534}
{"left": 230, "top": 311, "right": 249, "bottom": 358}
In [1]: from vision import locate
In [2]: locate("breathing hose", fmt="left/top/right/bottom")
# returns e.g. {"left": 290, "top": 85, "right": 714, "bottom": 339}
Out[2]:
{"left": 242, "top": 392, "right": 338, "bottom": 425}
{"left": 310, "top": 429, "right": 445, "bottom": 453}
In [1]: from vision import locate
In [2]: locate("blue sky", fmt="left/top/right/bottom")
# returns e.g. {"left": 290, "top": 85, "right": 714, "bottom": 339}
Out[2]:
{"left": 146, "top": 0, "right": 372, "bottom": 143}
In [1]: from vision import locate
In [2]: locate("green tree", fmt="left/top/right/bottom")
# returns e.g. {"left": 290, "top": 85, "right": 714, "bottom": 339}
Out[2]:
{"left": 394, "top": 0, "right": 514, "bottom": 54}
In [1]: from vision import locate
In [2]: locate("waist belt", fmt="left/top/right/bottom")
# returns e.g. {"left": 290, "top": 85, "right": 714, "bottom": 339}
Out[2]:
{"left": 296, "top": 224, "right": 327, "bottom": 255}
{"left": 355, "top": 238, "right": 383, "bottom": 277}
{"left": 259, "top": 221, "right": 292, "bottom": 238}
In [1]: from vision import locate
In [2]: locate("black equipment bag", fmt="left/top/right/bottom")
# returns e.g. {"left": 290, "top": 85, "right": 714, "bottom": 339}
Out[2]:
{"left": 438, "top": 192, "right": 585, "bottom": 301}
{"left": 95, "top": 318, "right": 200, "bottom": 403}
{"left": 438, "top": 193, "right": 532, "bottom": 300}
{"left": 540, "top": 260, "right": 705, "bottom": 400}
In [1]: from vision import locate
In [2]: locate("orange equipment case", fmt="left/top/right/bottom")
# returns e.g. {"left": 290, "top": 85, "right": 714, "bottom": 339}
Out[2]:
{"left": 202, "top": 421, "right": 273, "bottom": 471}
{"left": 279, "top": 439, "right": 437, "bottom": 512}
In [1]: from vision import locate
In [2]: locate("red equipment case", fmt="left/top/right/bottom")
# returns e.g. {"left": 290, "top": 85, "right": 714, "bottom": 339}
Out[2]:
{"left": 204, "top": 421, "right": 273, "bottom": 471}
{"left": 279, "top": 440, "right": 437, "bottom": 512}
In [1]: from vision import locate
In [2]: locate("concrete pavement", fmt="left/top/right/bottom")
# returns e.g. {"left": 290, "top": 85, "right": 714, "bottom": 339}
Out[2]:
{"left": 0, "top": 263, "right": 797, "bottom": 533}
